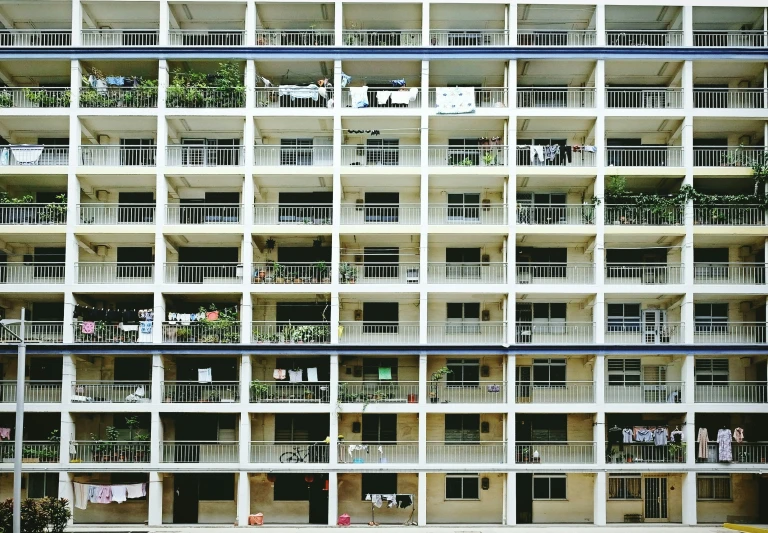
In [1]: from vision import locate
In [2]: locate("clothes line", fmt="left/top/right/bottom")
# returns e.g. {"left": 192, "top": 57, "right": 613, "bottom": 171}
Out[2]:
{"left": 365, "top": 493, "right": 416, "bottom": 526}
{"left": 72, "top": 482, "right": 146, "bottom": 510}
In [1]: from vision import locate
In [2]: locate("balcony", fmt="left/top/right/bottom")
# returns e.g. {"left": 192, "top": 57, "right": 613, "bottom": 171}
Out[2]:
{"left": 166, "top": 204, "right": 241, "bottom": 224}
{"left": 516, "top": 87, "right": 595, "bottom": 108}
{"left": 515, "top": 382, "right": 595, "bottom": 403}
{"left": 338, "top": 381, "right": 419, "bottom": 404}
{"left": 254, "top": 86, "right": 334, "bottom": 109}
{"left": 516, "top": 204, "right": 596, "bottom": 225}
{"left": 0, "top": 381, "right": 61, "bottom": 402}
{"left": 0, "top": 323, "right": 64, "bottom": 344}
{"left": 702, "top": 442, "right": 768, "bottom": 464}
{"left": 252, "top": 322, "right": 330, "bottom": 344}
{"left": 606, "top": 87, "right": 683, "bottom": 109}
{"left": 432, "top": 382, "right": 506, "bottom": 403}
{"left": 517, "top": 264, "right": 595, "bottom": 285}
{"left": 250, "top": 441, "right": 329, "bottom": 464}
{"left": 605, "top": 146, "right": 683, "bottom": 167}
{"left": 605, "top": 383, "right": 685, "bottom": 403}
{"left": 165, "top": 87, "right": 245, "bottom": 108}
{"left": 74, "top": 323, "right": 148, "bottom": 344}
{"left": 693, "top": 205, "right": 765, "bottom": 226}
{"left": 0, "top": 264, "right": 65, "bottom": 284}
{"left": 163, "top": 263, "right": 243, "bottom": 284}
{"left": 340, "top": 204, "right": 420, "bottom": 225}
{"left": 162, "top": 381, "right": 240, "bottom": 403}
{"left": 428, "top": 87, "right": 508, "bottom": 109}
{"left": 693, "top": 30, "right": 765, "bottom": 47}
{"left": 341, "top": 442, "right": 418, "bottom": 464}
{"left": 428, "top": 146, "right": 509, "bottom": 167}
{"left": 341, "top": 87, "right": 421, "bottom": 109}
{"left": 250, "top": 382, "right": 330, "bottom": 403}
{"left": 606, "top": 30, "right": 683, "bottom": 47}
{"left": 515, "top": 147, "right": 595, "bottom": 167}
{"left": 79, "top": 145, "right": 156, "bottom": 166}
{"left": 254, "top": 204, "right": 332, "bottom": 225}
{"left": 429, "top": 30, "right": 507, "bottom": 47}
{"left": 162, "top": 322, "right": 241, "bottom": 344}
{"left": 515, "top": 323, "right": 594, "bottom": 344}
{"left": 0, "top": 87, "right": 70, "bottom": 108}
{"left": 70, "top": 441, "right": 150, "bottom": 463}
{"left": 0, "top": 204, "right": 66, "bottom": 225}
{"left": 694, "top": 263, "right": 766, "bottom": 284}
{"left": 0, "top": 442, "right": 60, "bottom": 464}
{"left": 338, "top": 263, "right": 419, "bottom": 284}
{"left": 79, "top": 204, "right": 155, "bottom": 225}
{"left": 694, "top": 382, "right": 768, "bottom": 403}
{"left": 75, "top": 262, "right": 154, "bottom": 284}
{"left": 426, "top": 442, "right": 506, "bottom": 463}
{"left": 694, "top": 88, "right": 766, "bottom": 109}
{"left": 605, "top": 205, "right": 684, "bottom": 226}
{"left": 517, "top": 30, "right": 596, "bottom": 46}
{"left": 253, "top": 262, "right": 332, "bottom": 284}
{"left": 605, "top": 323, "right": 684, "bottom": 345}
{"left": 344, "top": 30, "right": 422, "bottom": 47}
{"left": 340, "top": 145, "right": 420, "bottom": 167}
{"left": 338, "top": 322, "right": 419, "bottom": 345}
{"left": 1, "top": 146, "right": 68, "bottom": 166}
{"left": 609, "top": 443, "right": 685, "bottom": 464}
{"left": 605, "top": 264, "right": 684, "bottom": 285}
{"left": 71, "top": 381, "right": 151, "bottom": 403}
{"left": 693, "top": 146, "right": 765, "bottom": 167}
{"left": 255, "top": 145, "right": 333, "bottom": 166}
{"left": 168, "top": 30, "right": 245, "bottom": 47}
{"left": 693, "top": 322, "right": 766, "bottom": 344}
{"left": 81, "top": 29, "right": 160, "bottom": 47}
{"left": 166, "top": 145, "right": 244, "bottom": 167}
{"left": 427, "top": 263, "right": 506, "bottom": 284}
{"left": 0, "top": 30, "right": 71, "bottom": 47}
{"left": 515, "top": 442, "right": 595, "bottom": 464}
{"left": 161, "top": 441, "right": 238, "bottom": 463}
{"left": 256, "top": 29, "right": 335, "bottom": 46}
{"left": 428, "top": 204, "right": 507, "bottom": 225}
{"left": 426, "top": 322, "right": 507, "bottom": 345}
{"left": 79, "top": 87, "right": 158, "bottom": 108}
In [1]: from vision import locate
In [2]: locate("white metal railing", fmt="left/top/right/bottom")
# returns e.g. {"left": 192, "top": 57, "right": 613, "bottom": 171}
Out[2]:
{"left": 0, "top": 30, "right": 72, "bottom": 47}
{"left": 344, "top": 30, "right": 422, "bottom": 47}
{"left": 339, "top": 263, "right": 420, "bottom": 285}
{"left": 70, "top": 441, "right": 150, "bottom": 463}
{"left": 606, "top": 87, "right": 683, "bottom": 109}
{"left": 516, "top": 204, "right": 596, "bottom": 225}
{"left": 341, "top": 442, "right": 418, "bottom": 464}
{"left": 693, "top": 30, "right": 765, "bottom": 47}
{"left": 427, "top": 87, "right": 508, "bottom": 108}
{"left": 340, "top": 145, "right": 421, "bottom": 166}
{"left": 161, "top": 441, "right": 239, "bottom": 463}
{"left": 75, "top": 262, "right": 154, "bottom": 284}
{"left": 338, "top": 382, "right": 419, "bottom": 404}
{"left": 79, "top": 87, "right": 158, "bottom": 108}
{"left": 427, "top": 263, "right": 507, "bottom": 284}
{"left": 250, "top": 441, "right": 329, "bottom": 463}
{"left": 426, "top": 442, "right": 506, "bottom": 463}
{"left": 79, "top": 145, "right": 156, "bottom": 166}
{"left": 340, "top": 204, "right": 421, "bottom": 224}
{"left": 703, "top": 443, "right": 768, "bottom": 463}
{"left": 428, "top": 145, "right": 509, "bottom": 167}
{"left": 254, "top": 145, "right": 333, "bottom": 166}
{"left": 694, "top": 382, "right": 767, "bottom": 403}
{"left": 168, "top": 30, "right": 245, "bottom": 46}
{"left": 693, "top": 146, "right": 766, "bottom": 167}
{"left": 694, "top": 263, "right": 766, "bottom": 284}
{"left": 252, "top": 262, "right": 332, "bottom": 284}
{"left": 166, "top": 145, "right": 244, "bottom": 166}
{"left": 165, "top": 86, "right": 245, "bottom": 108}
{"left": 81, "top": 29, "right": 160, "bottom": 47}
{"left": 253, "top": 203, "right": 332, "bottom": 225}
{"left": 517, "top": 30, "right": 596, "bottom": 46}
{"left": 426, "top": 322, "right": 507, "bottom": 345}
{"left": 429, "top": 30, "right": 507, "bottom": 46}
{"left": 162, "top": 322, "right": 241, "bottom": 344}
{"left": 517, "top": 87, "right": 596, "bottom": 108}
{"left": 0, "top": 87, "right": 70, "bottom": 108}
{"left": 605, "top": 264, "right": 684, "bottom": 284}
{"left": 255, "top": 86, "right": 334, "bottom": 109}
{"left": 515, "top": 147, "right": 595, "bottom": 167}
{"left": 515, "top": 323, "right": 595, "bottom": 344}
{"left": 428, "top": 204, "right": 508, "bottom": 225}
{"left": 605, "top": 204, "right": 684, "bottom": 225}
{"left": 605, "top": 146, "right": 683, "bottom": 166}
{"left": 252, "top": 322, "right": 331, "bottom": 344}
{"left": 605, "top": 323, "right": 685, "bottom": 345}
{"left": 78, "top": 203, "right": 155, "bottom": 225}
{"left": 71, "top": 381, "right": 151, "bottom": 403}
{"left": 0, "top": 323, "right": 63, "bottom": 344}
{"left": 606, "top": 30, "right": 684, "bottom": 47}
{"left": 515, "top": 382, "right": 595, "bottom": 403}
{"left": 693, "top": 322, "right": 767, "bottom": 344}
{"left": 694, "top": 88, "right": 766, "bottom": 109}
{"left": 433, "top": 382, "right": 506, "bottom": 403}
{"left": 0, "top": 381, "right": 62, "bottom": 402}
{"left": 693, "top": 205, "right": 765, "bottom": 226}
{"left": 515, "top": 442, "right": 596, "bottom": 464}
{"left": 604, "top": 382, "right": 685, "bottom": 403}
{"left": 517, "top": 263, "right": 595, "bottom": 285}
{"left": 0, "top": 264, "right": 64, "bottom": 284}
{"left": 339, "top": 322, "right": 420, "bottom": 344}
{"left": 0, "top": 442, "right": 60, "bottom": 463}
{"left": 162, "top": 381, "right": 240, "bottom": 403}
{"left": 250, "top": 382, "right": 330, "bottom": 403}
{"left": 165, "top": 204, "right": 241, "bottom": 224}
{"left": 612, "top": 444, "right": 685, "bottom": 464}
{"left": 73, "top": 323, "right": 148, "bottom": 344}
{"left": 0, "top": 204, "right": 66, "bottom": 225}
{"left": 255, "top": 29, "right": 335, "bottom": 46}
{"left": 1, "top": 146, "right": 69, "bottom": 166}
{"left": 163, "top": 263, "right": 243, "bottom": 284}
{"left": 341, "top": 87, "right": 421, "bottom": 109}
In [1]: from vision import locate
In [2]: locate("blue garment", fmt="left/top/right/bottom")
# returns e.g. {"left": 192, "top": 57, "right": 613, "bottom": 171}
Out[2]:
{"left": 341, "top": 73, "right": 352, "bottom": 88}
{"left": 390, "top": 79, "right": 406, "bottom": 87}
{"left": 106, "top": 76, "right": 125, "bottom": 86}
{"left": 139, "top": 321, "right": 152, "bottom": 334}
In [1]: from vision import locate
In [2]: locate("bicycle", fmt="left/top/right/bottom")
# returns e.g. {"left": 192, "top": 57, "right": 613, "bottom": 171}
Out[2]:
{"left": 279, "top": 445, "right": 309, "bottom": 463}
{"left": 279, "top": 442, "right": 328, "bottom": 463}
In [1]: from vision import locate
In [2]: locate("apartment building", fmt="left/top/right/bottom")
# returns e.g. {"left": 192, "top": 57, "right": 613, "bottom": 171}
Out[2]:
{"left": 0, "top": 0, "right": 767, "bottom": 527}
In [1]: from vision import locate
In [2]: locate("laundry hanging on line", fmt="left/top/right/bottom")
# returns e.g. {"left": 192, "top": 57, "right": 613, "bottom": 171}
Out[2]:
{"left": 73, "top": 482, "right": 146, "bottom": 510}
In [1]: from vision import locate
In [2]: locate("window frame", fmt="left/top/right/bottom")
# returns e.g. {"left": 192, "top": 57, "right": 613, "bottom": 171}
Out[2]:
{"left": 607, "top": 303, "right": 641, "bottom": 332}
{"left": 696, "top": 474, "right": 732, "bottom": 501}
{"left": 694, "top": 303, "right": 729, "bottom": 332}
{"left": 532, "top": 473, "right": 567, "bottom": 500}
{"left": 607, "top": 358, "right": 641, "bottom": 386}
{"left": 444, "top": 473, "right": 480, "bottom": 500}
{"left": 27, "top": 473, "right": 58, "bottom": 499}
{"left": 608, "top": 474, "right": 641, "bottom": 500}
{"left": 198, "top": 473, "right": 235, "bottom": 501}
{"left": 446, "top": 358, "right": 480, "bottom": 387}
{"left": 532, "top": 358, "right": 566, "bottom": 387}
{"left": 694, "top": 358, "right": 729, "bottom": 386}
{"left": 273, "top": 473, "right": 310, "bottom": 501}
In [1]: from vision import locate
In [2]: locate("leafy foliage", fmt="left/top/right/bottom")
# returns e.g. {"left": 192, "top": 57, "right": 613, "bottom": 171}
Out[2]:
{"left": 166, "top": 62, "right": 245, "bottom": 108}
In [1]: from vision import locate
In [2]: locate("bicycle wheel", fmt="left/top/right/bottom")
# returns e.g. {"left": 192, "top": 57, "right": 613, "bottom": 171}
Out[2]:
{"left": 279, "top": 451, "right": 301, "bottom": 463}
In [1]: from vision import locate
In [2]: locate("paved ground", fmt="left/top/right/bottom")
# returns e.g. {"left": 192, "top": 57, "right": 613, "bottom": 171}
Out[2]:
{"left": 67, "top": 526, "right": 735, "bottom": 532}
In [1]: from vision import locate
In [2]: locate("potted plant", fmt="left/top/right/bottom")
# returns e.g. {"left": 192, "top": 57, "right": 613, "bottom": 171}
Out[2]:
{"left": 429, "top": 366, "right": 452, "bottom": 403}
{"left": 314, "top": 260, "right": 329, "bottom": 283}
{"left": 483, "top": 152, "right": 496, "bottom": 166}
{"left": 273, "top": 263, "right": 285, "bottom": 284}
{"left": 208, "top": 390, "right": 222, "bottom": 403}
{"left": 339, "top": 262, "right": 357, "bottom": 283}
{"left": 250, "top": 380, "right": 271, "bottom": 401}
{"left": 304, "top": 388, "right": 315, "bottom": 400}
{"left": 668, "top": 443, "right": 684, "bottom": 463}
{"left": 0, "top": 89, "right": 12, "bottom": 108}
{"left": 176, "top": 327, "right": 191, "bottom": 342}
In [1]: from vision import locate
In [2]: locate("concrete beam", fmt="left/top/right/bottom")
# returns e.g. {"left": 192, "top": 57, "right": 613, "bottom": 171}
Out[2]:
{"left": 164, "top": 238, "right": 177, "bottom": 255}
{"left": 0, "top": 239, "right": 13, "bottom": 255}
{"left": 80, "top": 5, "right": 99, "bottom": 30}
{"left": 75, "top": 237, "right": 95, "bottom": 255}
{"left": 0, "top": 7, "right": 15, "bottom": 31}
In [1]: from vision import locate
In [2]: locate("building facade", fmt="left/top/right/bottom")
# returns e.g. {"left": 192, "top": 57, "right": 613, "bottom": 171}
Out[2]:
{"left": 0, "top": 0, "right": 767, "bottom": 527}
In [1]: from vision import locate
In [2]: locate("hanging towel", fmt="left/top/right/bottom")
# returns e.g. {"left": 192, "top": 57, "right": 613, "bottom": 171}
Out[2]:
{"left": 198, "top": 368, "right": 212, "bottom": 383}
{"left": 87, "top": 485, "right": 100, "bottom": 503}
{"left": 273, "top": 369, "right": 286, "bottom": 380}
{"left": 126, "top": 483, "right": 146, "bottom": 499}
{"left": 111, "top": 485, "right": 127, "bottom": 503}
{"left": 10, "top": 145, "right": 44, "bottom": 164}
{"left": 371, "top": 494, "right": 383, "bottom": 508}
{"left": 81, "top": 321, "right": 95, "bottom": 334}
{"left": 106, "top": 76, "right": 125, "bottom": 86}
{"left": 530, "top": 145, "right": 544, "bottom": 164}
{"left": 733, "top": 427, "right": 744, "bottom": 443}
{"left": 306, "top": 367, "right": 319, "bottom": 382}
{"left": 341, "top": 73, "right": 352, "bottom": 88}
{"left": 73, "top": 483, "right": 88, "bottom": 510}
{"left": 139, "top": 321, "right": 153, "bottom": 334}
{"left": 378, "top": 367, "right": 392, "bottom": 380}
{"left": 349, "top": 86, "right": 369, "bottom": 108}
{"left": 376, "top": 91, "right": 392, "bottom": 105}
{"left": 98, "top": 485, "right": 112, "bottom": 503}
{"left": 396, "top": 495, "right": 413, "bottom": 509}
{"left": 390, "top": 88, "right": 418, "bottom": 105}
{"left": 0, "top": 428, "right": 10, "bottom": 440}
{"left": 288, "top": 369, "right": 303, "bottom": 382}
{"left": 435, "top": 87, "right": 476, "bottom": 114}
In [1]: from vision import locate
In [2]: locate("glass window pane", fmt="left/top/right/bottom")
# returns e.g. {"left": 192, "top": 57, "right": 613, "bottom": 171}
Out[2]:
{"left": 445, "top": 477, "right": 463, "bottom": 499}
{"left": 550, "top": 477, "right": 566, "bottom": 499}
{"left": 533, "top": 477, "right": 550, "bottom": 499}
{"left": 462, "top": 477, "right": 479, "bottom": 499}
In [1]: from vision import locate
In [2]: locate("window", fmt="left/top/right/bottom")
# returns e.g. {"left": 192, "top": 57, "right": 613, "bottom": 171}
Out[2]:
{"left": 445, "top": 414, "right": 480, "bottom": 442}
{"left": 448, "top": 139, "right": 480, "bottom": 166}
{"left": 198, "top": 474, "right": 235, "bottom": 500}
{"left": 531, "top": 414, "right": 567, "bottom": 442}
{"left": 695, "top": 358, "right": 729, "bottom": 385}
{"left": 533, "top": 474, "right": 566, "bottom": 500}
{"left": 366, "top": 139, "right": 399, "bottom": 165}
{"left": 607, "top": 359, "right": 641, "bottom": 386}
{"left": 361, "top": 473, "right": 397, "bottom": 500}
{"left": 608, "top": 474, "right": 641, "bottom": 500}
{"left": 28, "top": 473, "right": 58, "bottom": 499}
{"left": 363, "top": 247, "right": 399, "bottom": 278}
{"left": 445, "top": 248, "right": 481, "bottom": 279}
{"left": 697, "top": 474, "right": 731, "bottom": 500}
{"left": 446, "top": 303, "right": 481, "bottom": 334}
{"left": 274, "top": 474, "right": 309, "bottom": 501}
{"left": 446, "top": 358, "right": 480, "bottom": 386}
{"left": 607, "top": 303, "right": 641, "bottom": 332}
{"left": 532, "top": 303, "right": 566, "bottom": 333}
{"left": 363, "top": 302, "right": 399, "bottom": 334}
{"left": 445, "top": 473, "right": 479, "bottom": 500}
{"left": 280, "top": 139, "right": 313, "bottom": 165}
{"left": 362, "top": 358, "right": 399, "bottom": 382}
{"left": 362, "top": 414, "right": 397, "bottom": 443}
{"left": 447, "top": 193, "right": 480, "bottom": 222}
{"left": 275, "top": 415, "right": 311, "bottom": 441}
{"left": 532, "top": 359, "right": 566, "bottom": 386}
{"left": 694, "top": 303, "right": 728, "bottom": 332}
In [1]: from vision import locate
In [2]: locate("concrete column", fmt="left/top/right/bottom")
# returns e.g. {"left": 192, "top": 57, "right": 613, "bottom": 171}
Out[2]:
{"left": 158, "top": 60, "right": 169, "bottom": 110}
{"left": 504, "top": 472, "right": 516, "bottom": 525}
{"left": 683, "top": 353, "right": 696, "bottom": 466}
{"left": 508, "top": 4, "right": 517, "bottom": 46}
{"left": 417, "top": 472, "right": 427, "bottom": 525}
{"left": 594, "top": 411, "right": 605, "bottom": 468}
{"left": 236, "top": 472, "right": 250, "bottom": 525}
{"left": 240, "top": 353, "right": 252, "bottom": 405}
{"left": 594, "top": 59, "right": 606, "bottom": 345}
{"left": 594, "top": 352, "right": 604, "bottom": 404}
{"left": 148, "top": 471, "right": 162, "bottom": 525}
{"left": 327, "top": 472, "right": 338, "bottom": 525}
{"left": 71, "top": 0, "right": 82, "bottom": 46}
{"left": 158, "top": 0, "right": 169, "bottom": 46}
{"left": 419, "top": 59, "right": 429, "bottom": 344}
{"left": 240, "top": 292, "right": 253, "bottom": 344}
{"left": 329, "top": 352, "right": 339, "bottom": 464}
{"left": 418, "top": 352, "right": 427, "bottom": 465}
{"left": 59, "top": 355, "right": 74, "bottom": 462}
{"left": 245, "top": 0, "right": 256, "bottom": 46}
{"left": 682, "top": 5, "right": 693, "bottom": 47}
{"left": 152, "top": 292, "right": 164, "bottom": 344}
{"left": 681, "top": 471, "right": 697, "bottom": 525}
{"left": 421, "top": 2, "right": 429, "bottom": 48}
{"left": 59, "top": 412, "right": 74, "bottom": 466}
{"left": 330, "top": 59, "right": 342, "bottom": 343}
{"left": 593, "top": 471, "right": 606, "bottom": 525}
{"left": 65, "top": 59, "right": 81, "bottom": 300}
{"left": 151, "top": 353, "right": 164, "bottom": 403}
{"left": 150, "top": 410, "right": 163, "bottom": 468}
{"left": 595, "top": 4, "right": 605, "bottom": 46}
{"left": 58, "top": 472, "right": 74, "bottom": 525}
{"left": 334, "top": 1, "right": 343, "bottom": 47}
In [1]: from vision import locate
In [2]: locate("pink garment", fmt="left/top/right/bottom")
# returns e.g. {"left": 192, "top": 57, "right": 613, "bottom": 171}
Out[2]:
{"left": 81, "top": 321, "right": 95, "bottom": 334}
{"left": 0, "top": 428, "right": 10, "bottom": 440}
{"left": 97, "top": 485, "right": 112, "bottom": 503}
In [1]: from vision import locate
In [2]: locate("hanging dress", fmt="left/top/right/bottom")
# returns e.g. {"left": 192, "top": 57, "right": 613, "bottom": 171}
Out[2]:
{"left": 697, "top": 427, "right": 709, "bottom": 459}
{"left": 717, "top": 428, "right": 732, "bottom": 461}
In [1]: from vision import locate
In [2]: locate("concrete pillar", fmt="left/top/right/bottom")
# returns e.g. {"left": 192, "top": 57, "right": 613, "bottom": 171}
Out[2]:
{"left": 682, "top": 5, "right": 693, "bottom": 47}
{"left": 594, "top": 411, "right": 606, "bottom": 468}
{"left": 150, "top": 410, "right": 163, "bottom": 468}
{"left": 237, "top": 472, "right": 250, "bottom": 526}
{"left": 58, "top": 472, "right": 74, "bottom": 525}
{"left": 151, "top": 352, "right": 164, "bottom": 404}
{"left": 595, "top": 4, "right": 605, "bottom": 46}
{"left": 505, "top": 472, "right": 516, "bottom": 525}
{"left": 239, "top": 412, "right": 251, "bottom": 465}
{"left": 61, "top": 353, "right": 75, "bottom": 404}
{"left": 593, "top": 471, "right": 606, "bottom": 525}
{"left": 240, "top": 353, "right": 252, "bottom": 405}
{"left": 508, "top": 4, "right": 517, "bottom": 46}
{"left": 239, "top": 293, "right": 253, "bottom": 344}
{"left": 245, "top": 0, "right": 256, "bottom": 46}
{"left": 417, "top": 472, "right": 427, "bottom": 525}
{"left": 59, "top": 412, "right": 74, "bottom": 465}
{"left": 681, "top": 471, "right": 697, "bottom": 525}
{"left": 327, "top": 472, "right": 338, "bottom": 525}
{"left": 421, "top": 1, "right": 429, "bottom": 48}
{"left": 594, "top": 353, "right": 605, "bottom": 404}
{"left": 158, "top": 0, "right": 169, "bottom": 46}
{"left": 419, "top": 59, "right": 429, "bottom": 344}
{"left": 334, "top": 1, "right": 343, "bottom": 47}
{"left": 329, "top": 352, "right": 339, "bottom": 465}
{"left": 418, "top": 351, "right": 427, "bottom": 463}
{"left": 148, "top": 471, "right": 162, "bottom": 526}
{"left": 71, "top": 0, "right": 82, "bottom": 46}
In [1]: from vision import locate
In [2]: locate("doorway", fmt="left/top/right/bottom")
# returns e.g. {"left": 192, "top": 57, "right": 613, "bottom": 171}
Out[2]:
{"left": 643, "top": 476, "right": 668, "bottom": 522}
{"left": 173, "top": 474, "right": 199, "bottom": 523}
{"left": 516, "top": 473, "right": 533, "bottom": 523}
{"left": 643, "top": 310, "right": 669, "bottom": 344}
{"left": 308, "top": 475, "right": 329, "bottom": 524}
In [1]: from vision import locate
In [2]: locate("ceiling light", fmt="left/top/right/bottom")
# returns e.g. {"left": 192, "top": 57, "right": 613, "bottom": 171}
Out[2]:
{"left": 182, "top": 4, "right": 193, "bottom": 20}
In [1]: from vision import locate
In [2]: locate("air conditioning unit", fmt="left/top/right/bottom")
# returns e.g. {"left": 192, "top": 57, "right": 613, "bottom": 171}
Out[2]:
{"left": 406, "top": 268, "right": 419, "bottom": 283}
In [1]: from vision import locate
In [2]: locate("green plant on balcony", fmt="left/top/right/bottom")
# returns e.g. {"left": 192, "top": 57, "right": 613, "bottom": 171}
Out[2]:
{"left": 23, "top": 87, "right": 70, "bottom": 108}
{"left": 458, "top": 157, "right": 474, "bottom": 166}
{"left": 123, "top": 79, "right": 159, "bottom": 107}
{"left": 272, "top": 262, "right": 285, "bottom": 283}
{"left": 167, "top": 61, "right": 245, "bottom": 108}
{"left": 314, "top": 260, "right": 330, "bottom": 283}
{"left": 668, "top": 443, "right": 684, "bottom": 463}
{"left": 194, "top": 304, "right": 240, "bottom": 343}
{"left": 482, "top": 152, "right": 496, "bottom": 166}
{"left": 429, "top": 367, "right": 452, "bottom": 403}
{"left": 338, "top": 262, "right": 357, "bottom": 283}
{"left": 250, "top": 380, "right": 272, "bottom": 401}
{"left": 39, "top": 194, "right": 67, "bottom": 224}
{"left": 0, "top": 90, "right": 12, "bottom": 108}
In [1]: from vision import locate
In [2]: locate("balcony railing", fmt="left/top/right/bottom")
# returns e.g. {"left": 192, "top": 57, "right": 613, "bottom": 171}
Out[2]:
{"left": 0, "top": 442, "right": 60, "bottom": 463}
{"left": 162, "top": 381, "right": 240, "bottom": 403}
{"left": 693, "top": 30, "right": 765, "bottom": 48}
{"left": 606, "top": 87, "right": 683, "bottom": 109}
{"left": 516, "top": 263, "right": 595, "bottom": 284}
{"left": 694, "top": 263, "right": 766, "bottom": 284}
{"left": 694, "top": 205, "right": 765, "bottom": 226}
{"left": 693, "top": 146, "right": 766, "bottom": 167}
{"left": 517, "top": 30, "right": 596, "bottom": 46}
{"left": 693, "top": 322, "right": 766, "bottom": 344}
{"left": 0, "top": 381, "right": 62, "bottom": 402}
{"left": 256, "top": 29, "right": 335, "bottom": 46}
{"left": 427, "top": 263, "right": 507, "bottom": 284}
{"left": 0, "top": 30, "right": 72, "bottom": 47}
{"left": 338, "top": 381, "right": 419, "bottom": 404}
{"left": 81, "top": 29, "right": 160, "bottom": 47}
{"left": 428, "top": 204, "right": 507, "bottom": 225}
{"left": 165, "top": 87, "right": 245, "bottom": 108}
{"left": 703, "top": 442, "right": 768, "bottom": 464}
{"left": 70, "top": 441, "right": 149, "bottom": 463}
{"left": 339, "top": 263, "right": 419, "bottom": 284}
{"left": 252, "top": 322, "right": 331, "bottom": 344}
{"left": 428, "top": 146, "right": 509, "bottom": 167}
{"left": 429, "top": 30, "right": 507, "bottom": 47}
{"left": 162, "top": 322, "right": 241, "bottom": 344}
{"left": 0, "top": 323, "right": 64, "bottom": 344}
{"left": 73, "top": 323, "right": 149, "bottom": 344}
{"left": 426, "top": 442, "right": 506, "bottom": 463}
{"left": 605, "top": 204, "right": 684, "bottom": 225}
{"left": 79, "top": 203, "right": 155, "bottom": 225}
{"left": 341, "top": 442, "right": 418, "bottom": 464}
{"left": 166, "top": 145, "right": 244, "bottom": 166}
{"left": 605, "top": 382, "right": 685, "bottom": 403}
{"left": 80, "top": 87, "right": 158, "bottom": 108}
{"left": 1, "top": 146, "right": 69, "bottom": 166}
{"left": 161, "top": 441, "right": 239, "bottom": 463}
{"left": 165, "top": 204, "right": 241, "bottom": 224}
{"left": 344, "top": 30, "right": 422, "bottom": 47}
{"left": 168, "top": 30, "right": 245, "bottom": 47}
{"left": 515, "top": 382, "right": 595, "bottom": 403}
{"left": 610, "top": 444, "right": 685, "bottom": 464}
{"left": 250, "top": 441, "right": 329, "bottom": 463}
{"left": 75, "top": 262, "right": 154, "bottom": 284}
{"left": 515, "top": 147, "right": 595, "bottom": 167}
{"left": 339, "top": 322, "right": 420, "bottom": 344}
{"left": 0, "top": 264, "right": 65, "bottom": 284}
{"left": 71, "top": 381, "right": 151, "bottom": 403}
{"left": 428, "top": 87, "right": 508, "bottom": 108}
{"left": 605, "top": 323, "right": 685, "bottom": 345}
{"left": 694, "top": 88, "right": 766, "bottom": 109}
{"left": 605, "top": 264, "right": 684, "bottom": 284}
{"left": 606, "top": 30, "right": 684, "bottom": 47}
{"left": 695, "top": 382, "right": 767, "bottom": 403}
{"left": 253, "top": 262, "right": 332, "bottom": 284}
{"left": 250, "top": 382, "right": 330, "bottom": 403}
{"left": 433, "top": 382, "right": 506, "bottom": 403}
{"left": 340, "top": 145, "right": 421, "bottom": 167}
{"left": 517, "top": 204, "right": 596, "bottom": 225}
{"left": 515, "top": 442, "right": 595, "bottom": 464}
{"left": 340, "top": 203, "right": 421, "bottom": 224}
{"left": 0, "top": 87, "right": 70, "bottom": 108}
{"left": 426, "top": 322, "right": 507, "bottom": 345}
{"left": 163, "top": 263, "right": 243, "bottom": 284}
{"left": 0, "top": 204, "right": 66, "bottom": 225}
{"left": 517, "top": 87, "right": 595, "bottom": 108}
{"left": 253, "top": 203, "right": 332, "bottom": 225}
{"left": 341, "top": 87, "right": 421, "bottom": 109}
{"left": 605, "top": 146, "right": 683, "bottom": 166}
{"left": 79, "top": 145, "right": 156, "bottom": 166}
{"left": 515, "top": 323, "right": 594, "bottom": 344}
{"left": 254, "top": 145, "right": 333, "bottom": 166}
{"left": 255, "top": 86, "right": 334, "bottom": 109}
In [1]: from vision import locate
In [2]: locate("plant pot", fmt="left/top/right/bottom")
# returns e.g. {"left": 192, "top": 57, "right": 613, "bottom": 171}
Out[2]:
{"left": 275, "top": 277, "right": 285, "bottom": 284}
{"left": 22, "top": 458, "right": 39, "bottom": 463}
{"left": 407, "top": 393, "right": 417, "bottom": 403}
